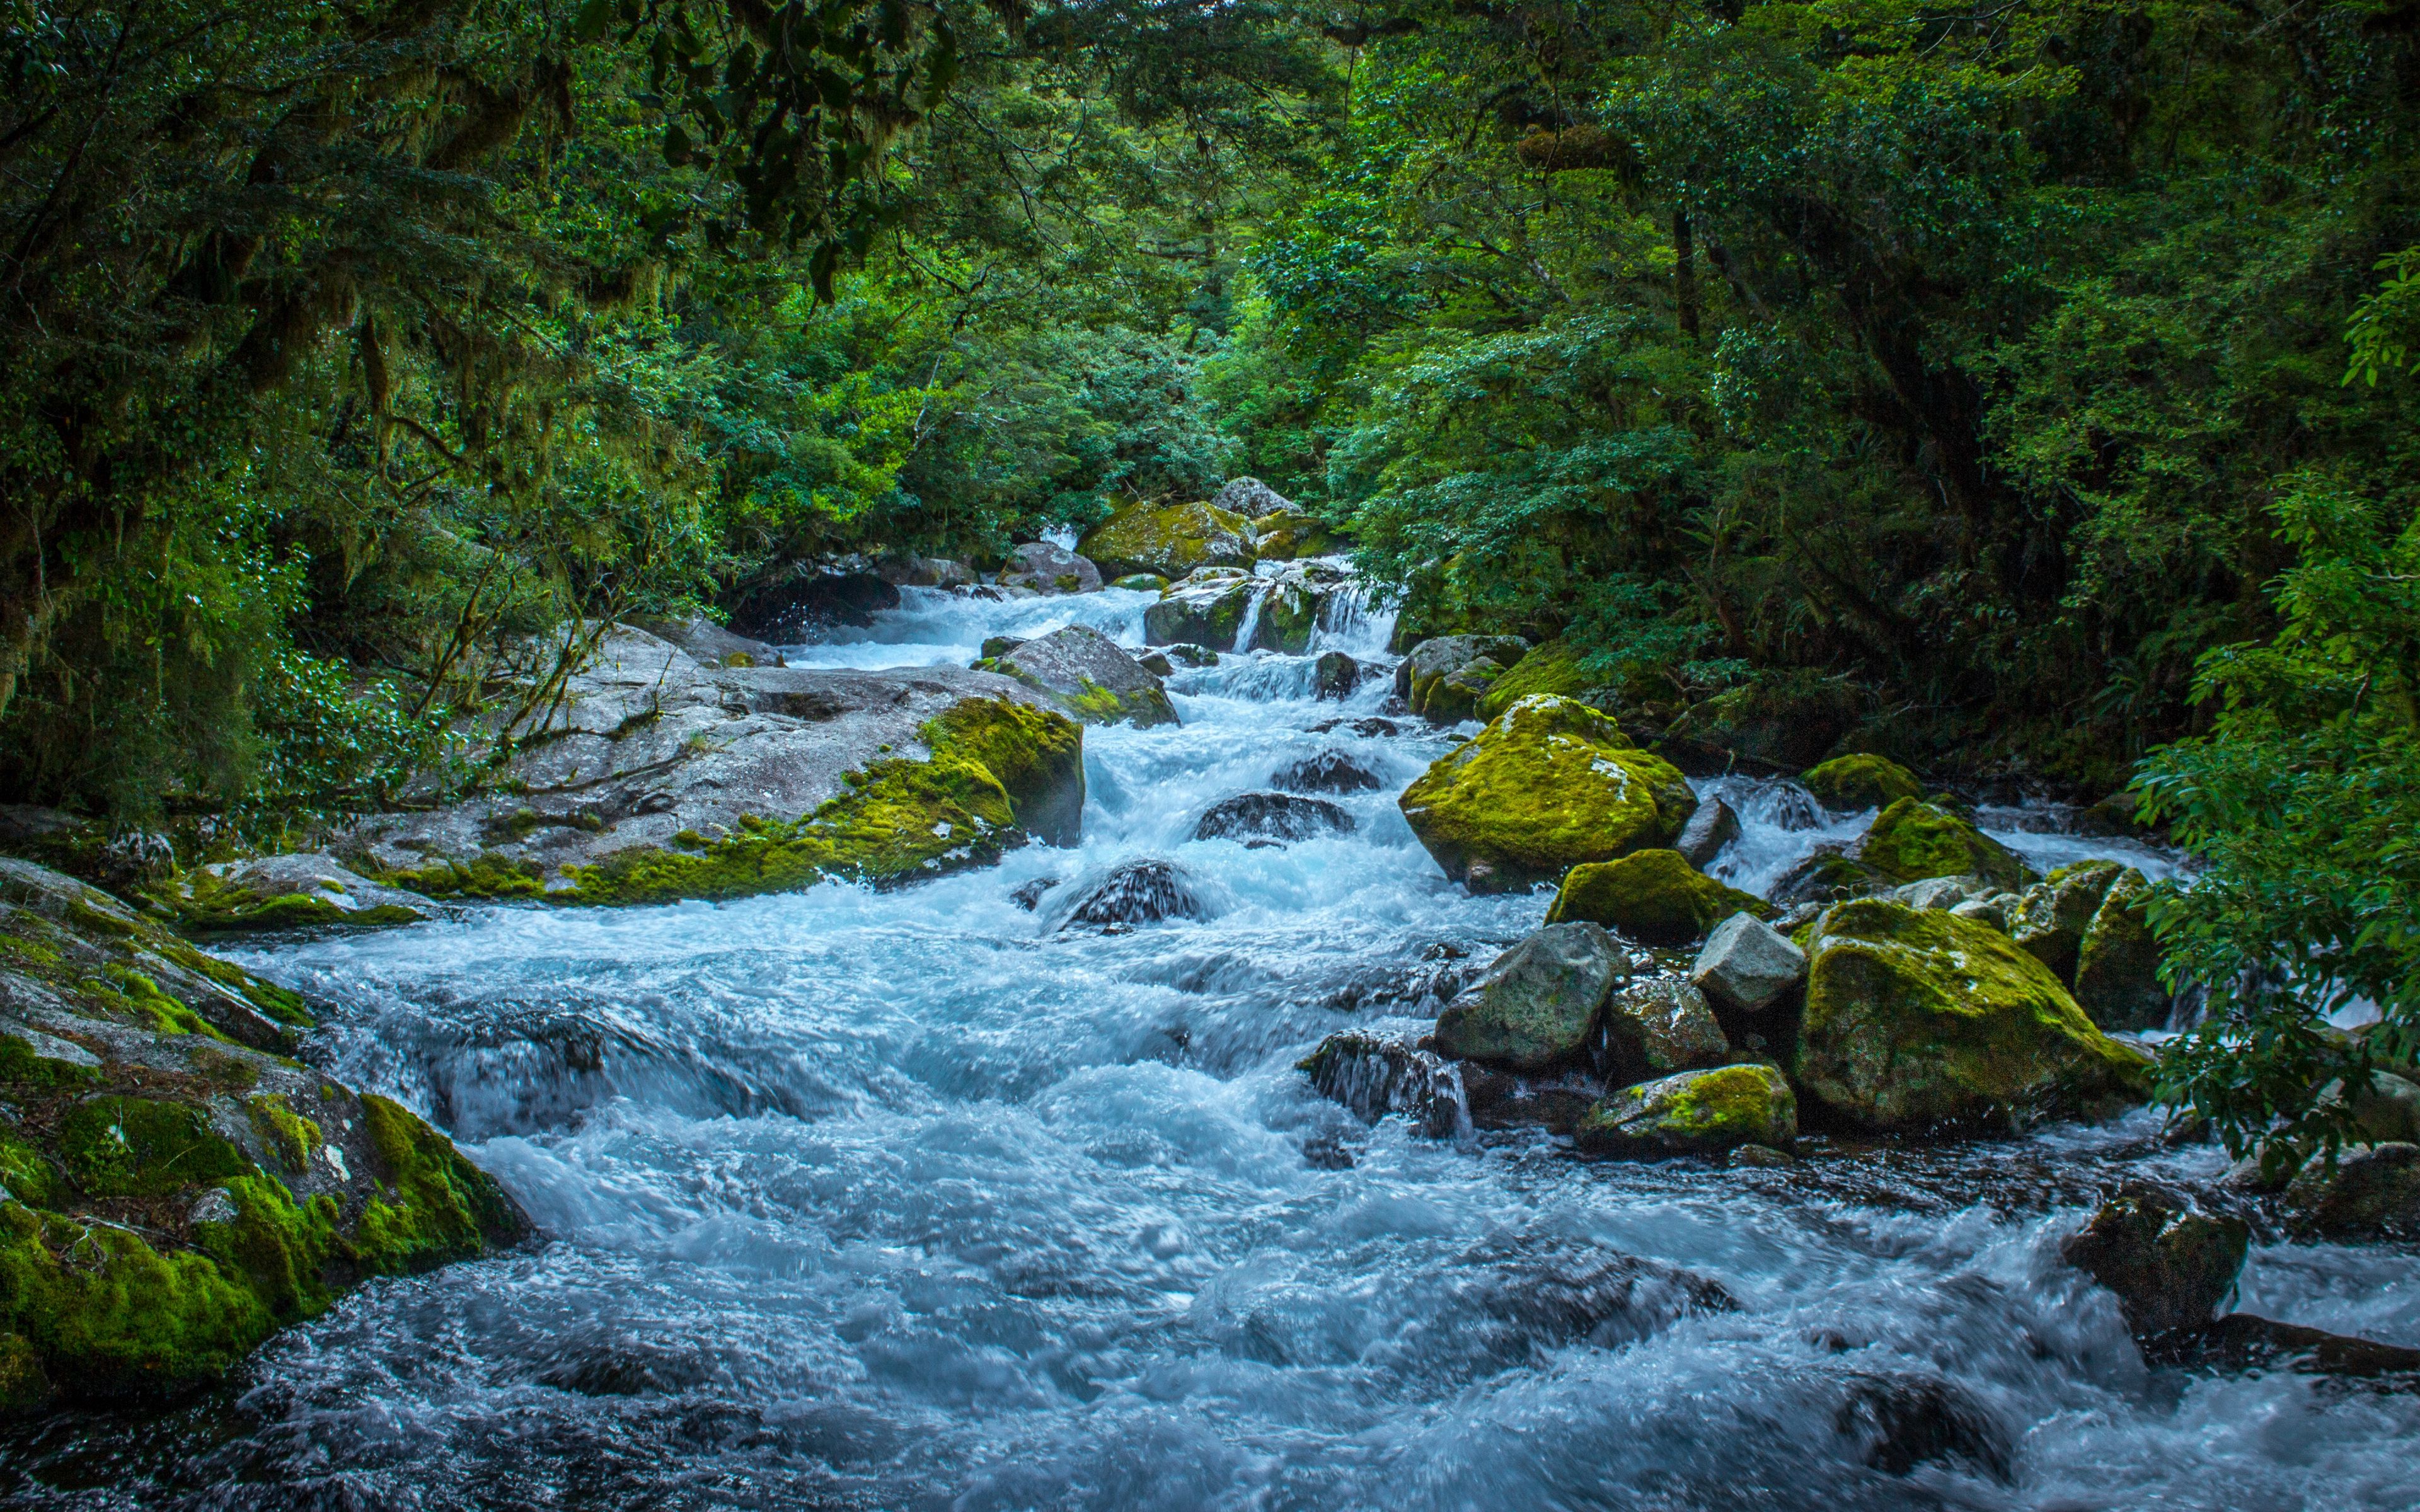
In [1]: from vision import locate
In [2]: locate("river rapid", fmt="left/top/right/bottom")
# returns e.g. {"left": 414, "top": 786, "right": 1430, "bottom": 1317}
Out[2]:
{"left": 8, "top": 581, "right": 2418, "bottom": 1510}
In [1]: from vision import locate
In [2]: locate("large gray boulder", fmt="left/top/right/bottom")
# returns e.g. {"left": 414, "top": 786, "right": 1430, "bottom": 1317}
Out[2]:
{"left": 339, "top": 626, "right": 1086, "bottom": 903}
{"left": 1144, "top": 568, "right": 1257, "bottom": 650}
{"left": 997, "top": 541, "right": 1103, "bottom": 596}
{"left": 1689, "top": 913, "right": 1807, "bottom": 1015}
{"left": 1393, "top": 634, "right": 1532, "bottom": 722}
{"left": 1432, "top": 921, "right": 1632, "bottom": 1071}
{"left": 624, "top": 616, "right": 785, "bottom": 668}
{"left": 993, "top": 623, "right": 1177, "bottom": 727}
{"left": 1674, "top": 796, "right": 1739, "bottom": 867}
{"left": 1212, "top": 476, "right": 1294, "bottom": 518}
{"left": 1596, "top": 975, "right": 1729, "bottom": 1081}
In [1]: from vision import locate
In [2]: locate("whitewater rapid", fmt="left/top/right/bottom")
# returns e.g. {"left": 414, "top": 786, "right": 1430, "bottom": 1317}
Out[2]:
{"left": 11, "top": 581, "right": 2417, "bottom": 1509}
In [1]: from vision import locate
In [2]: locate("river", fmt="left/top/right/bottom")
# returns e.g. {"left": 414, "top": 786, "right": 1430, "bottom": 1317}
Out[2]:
{"left": 6, "top": 580, "right": 2416, "bottom": 1509}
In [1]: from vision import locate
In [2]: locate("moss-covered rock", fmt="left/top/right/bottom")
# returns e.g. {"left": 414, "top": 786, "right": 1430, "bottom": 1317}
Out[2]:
{"left": 1545, "top": 849, "right": 1772, "bottom": 946}
{"left": 994, "top": 624, "right": 1178, "bottom": 729}
{"left": 1475, "top": 638, "right": 1600, "bottom": 721}
{"left": 1078, "top": 500, "right": 1255, "bottom": 580}
{"left": 1395, "top": 634, "right": 1531, "bottom": 722}
{"left": 1802, "top": 754, "right": 1922, "bottom": 811}
{"left": 1248, "top": 510, "right": 1340, "bottom": 561}
{"left": 1143, "top": 568, "right": 1256, "bottom": 649}
{"left": 1856, "top": 798, "right": 2034, "bottom": 891}
{"left": 1432, "top": 921, "right": 1630, "bottom": 1071}
{"left": 2074, "top": 868, "right": 2169, "bottom": 1031}
{"left": 1575, "top": 1063, "right": 1797, "bottom": 1157}
{"left": 1109, "top": 573, "right": 1169, "bottom": 593}
{"left": 1793, "top": 898, "right": 2152, "bottom": 1132}
{"left": 1249, "top": 561, "right": 1346, "bottom": 653}
{"left": 2007, "top": 861, "right": 2123, "bottom": 981}
{"left": 1400, "top": 696, "right": 1698, "bottom": 893}
{"left": 157, "top": 854, "right": 429, "bottom": 933}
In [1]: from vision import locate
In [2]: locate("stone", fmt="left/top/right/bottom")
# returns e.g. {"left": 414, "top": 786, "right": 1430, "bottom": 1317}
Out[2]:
{"left": 1250, "top": 561, "right": 1349, "bottom": 653}
{"left": 1298, "top": 1032, "right": 1463, "bottom": 1138}
{"left": 1574, "top": 1064, "right": 1798, "bottom": 1157}
{"left": 1212, "top": 476, "right": 1294, "bottom": 518}
{"left": 623, "top": 615, "right": 785, "bottom": 668}
{"left": 996, "top": 541, "right": 1103, "bottom": 596}
{"left": 1689, "top": 913, "right": 1808, "bottom": 1015}
{"left": 1399, "top": 696, "right": 1698, "bottom": 894}
{"left": 1054, "top": 859, "right": 1208, "bottom": 928}
{"left": 1674, "top": 796, "right": 1739, "bottom": 868}
{"left": 1835, "top": 1376, "right": 2012, "bottom": 1482}
{"left": 164, "top": 853, "right": 431, "bottom": 932}
{"left": 1008, "top": 878, "right": 1057, "bottom": 911}
{"left": 1458, "top": 1063, "right": 1611, "bottom": 1133}
{"left": 1192, "top": 793, "right": 1356, "bottom": 844}
{"left": 340, "top": 626, "right": 1086, "bottom": 905}
{"left": 1770, "top": 846, "right": 1893, "bottom": 909}
{"left": 1474, "top": 638, "right": 1603, "bottom": 721}
{"left": 1270, "top": 750, "right": 1381, "bottom": 794}
{"left": 1313, "top": 651, "right": 1360, "bottom": 701}
{"left": 1855, "top": 798, "right": 2033, "bottom": 891}
{"left": 1136, "top": 651, "right": 1174, "bottom": 677}
{"left": 2145, "top": 1313, "right": 2420, "bottom": 1382}
{"left": 1109, "top": 573, "right": 1170, "bottom": 593}
{"left": 877, "top": 555, "right": 977, "bottom": 588}
{"left": 725, "top": 559, "right": 900, "bottom": 638}
{"left": 2283, "top": 1142, "right": 2420, "bottom": 1240}
{"left": 1729, "top": 1143, "right": 1794, "bottom": 1169}
{"left": 1801, "top": 753, "right": 1922, "bottom": 811}
{"left": 1432, "top": 921, "right": 1632, "bottom": 1071}
{"left": 1248, "top": 510, "right": 1340, "bottom": 560}
{"left": 1079, "top": 500, "right": 1255, "bottom": 580}
{"left": 1158, "top": 642, "right": 1221, "bottom": 668}
{"left": 2061, "top": 1188, "right": 2250, "bottom": 1336}
{"left": 1309, "top": 716, "right": 1400, "bottom": 737}
{"left": 1393, "top": 635, "right": 1533, "bottom": 721}
{"left": 2073, "top": 868, "right": 2169, "bottom": 1030}
{"left": 1947, "top": 895, "right": 2016, "bottom": 931}
{"left": 1545, "top": 849, "right": 1769, "bottom": 947}
{"left": 1143, "top": 568, "right": 1257, "bottom": 649}
{"left": 1891, "top": 874, "right": 1996, "bottom": 912}
{"left": 1595, "top": 975, "right": 1730, "bottom": 1080}
{"left": 2007, "top": 861, "right": 2124, "bottom": 982}
{"left": 994, "top": 624, "right": 1178, "bottom": 728}
{"left": 1792, "top": 898, "right": 2153, "bottom": 1133}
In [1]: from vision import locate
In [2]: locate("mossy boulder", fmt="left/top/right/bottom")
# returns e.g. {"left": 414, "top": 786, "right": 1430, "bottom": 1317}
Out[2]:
{"left": 1109, "top": 573, "right": 1170, "bottom": 593}
{"left": 1575, "top": 1064, "right": 1798, "bottom": 1157}
{"left": 1078, "top": 500, "right": 1255, "bottom": 581}
{"left": 1250, "top": 561, "right": 1347, "bottom": 653}
{"left": 1143, "top": 568, "right": 1256, "bottom": 650}
{"left": 1545, "top": 849, "right": 1771, "bottom": 947}
{"left": 158, "top": 854, "right": 428, "bottom": 933}
{"left": 0, "top": 859, "right": 527, "bottom": 1411}
{"left": 1400, "top": 696, "right": 1698, "bottom": 893}
{"left": 1793, "top": 898, "right": 2153, "bottom": 1133}
{"left": 1395, "top": 634, "right": 1531, "bottom": 722}
{"left": 2007, "top": 861, "right": 2123, "bottom": 981}
{"left": 1802, "top": 754, "right": 1922, "bottom": 811}
{"left": 1432, "top": 921, "right": 1632, "bottom": 1071}
{"left": 1248, "top": 510, "right": 1340, "bottom": 561}
{"left": 2074, "top": 869, "right": 2169, "bottom": 1031}
{"left": 1856, "top": 798, "right": 2033, "bottom": 891}
{"left": 993, "top": 624, "right": 1178, "bottom": 729}
{"left": 1476, "top": 638, "right": 1601, "bottom": 720}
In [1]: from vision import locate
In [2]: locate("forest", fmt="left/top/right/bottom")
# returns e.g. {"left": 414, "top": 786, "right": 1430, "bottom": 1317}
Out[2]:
{"left": 3, "top": 1, "right": 2416, "bottom": 1160}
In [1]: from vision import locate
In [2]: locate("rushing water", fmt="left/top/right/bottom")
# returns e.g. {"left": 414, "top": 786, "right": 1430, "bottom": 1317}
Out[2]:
{"left": 9, "top": 578, "right": 2419, "bottom": 1510}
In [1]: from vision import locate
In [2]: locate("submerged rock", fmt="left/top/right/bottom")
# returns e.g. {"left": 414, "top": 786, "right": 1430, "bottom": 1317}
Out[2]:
{"left": 1399, "top": 696, "right": 1697, "bottom": 894}
{"left": 159, "top": 853, "right": 430, "bottom": 932}
{"left": 1192, "top": 792, "right": 1356, "bottom": 844}
{"left": 2063, "top": 1188, "right": 2250, "bottom": 1336}
{"left": 996, "top": 541, "right": 1103, "bottom": 595}
{"left": 1835, "top": 1375, "right": 2012, "bottom": 1482}
{"left": 1544, "top": 848, "right": 1768, "bottom": 947}
{"left": 2145, "top": 1313, "right": 2420, "bottom": 1385}
{"left": 1432, "top": 921, "right": 1632, "bottom": 1071}
{"left": 1801, "top": 753, "right": 1922, "bottom": 811}
{"left": 1271, "top": 750, "right": 1381, "bottom": 794}
{"left": 1079, "top": 500, "right": 1255, "bottom": 581}
{"left": 1575, "top": 1064, "right": 1797, "bottom": 1158}
{"left": 1298, "top": 1032, "right": 1463, "bottom": 1137}
{"left": 1055, "top": 859, "right": 1209, "bottom": 928}
{"left": 1857, "top": 798, "right": 2034, "bottom": 891}
{"left": 1674, "top": 796, "right": 1739, "bottom": 868}
{"left": 1312, "top": 651, "right": 1361, "bottom": 701}
{"left": 1394, "top": 635, "right": 1532, "bottom": 723}
{"left": 1689, "top": 914, "right": 1807, "bottom": 1015}
{"left": 993, "top": 623, "right": 1178, "bottom": 728}
{"left": 2283, "top": 1142, "right": 2420, "bottom": 1240}
{"left": 1792, "top": 899, "right": 2152, "bottom": 1133}
{"left": 1144, "top": 568, "right": 1256, "bottom": 649}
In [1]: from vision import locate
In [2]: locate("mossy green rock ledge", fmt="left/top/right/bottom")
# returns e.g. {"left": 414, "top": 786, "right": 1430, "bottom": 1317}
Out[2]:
{"left": 1575, "top": 1064, "right": 1798, "bottom": 1157}
{"left": 1400, "top": 696, "right": 1698, "bottom": 894}
{"left": 1793, "top": 898, "right": 2152, "bottom": 1133}
{"left": 1802, "top": 754, "right": 1922, "bottom": 812}
{"left": 1855, "top": 798, "right": 2034, "bottom": 891}
{"left": 0, "top": 858, "right": 527, "bottom": 1412}
{"left": 1546, "top": 849, "right": 1771, "bottom": 947}
{"left": 1078, "top": 500, "right": 1255, "bottom": 581}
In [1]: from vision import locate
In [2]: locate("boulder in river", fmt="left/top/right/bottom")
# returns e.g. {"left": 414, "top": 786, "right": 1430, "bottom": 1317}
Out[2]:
{"left": 1770, "top": 845, "right": 1894, "bottom": 909}
{"left": 2283, "top": 1142, "right": 2420, "bottom": 1240}
{"left": 1543, "top": 848, "right": 1770, "bottom": 947}
{"left": 1270, "top": 749, "right": 1381, "bottom": 794}
{"left": 340, "top": 626, "right": 1086, "bottom": 906}
{"left": 1054, "top": 859, "right": 1209, "bottom": 928}
{"left": 0, "top": 857, "right": 526, "bottom": 1413}
{"left": 996, "top": 541, "right": 1103, "bottom": 595}
{"left": 1298, "top": 1031, "right": 1463, "bottom": 1137}
{"left": 1394, "top": 634, "right": 1532, "bottom": 722}
{"left": 2062, "top": 1187, "right": 2250, "bottom": 1336}
{"left": 1432, "top": 920, "right": 1633, "bottom": 1071}
{"left": 1594, "top": 975, "right": 1730, "bottom": 1080}
{"left": 1251, "top": 561, "right": 1349, "bottom": 653}
{"left": 2008, "top": 861, "right": 2124, "bottom": 980}
{"left": 1079, "top": 500, "right": 1255, "bottom": 580}
{"left": 1110, "top": 572, "right": 1170, "bottom": 593}
{"left": 1474, "top": 638, "right": 1601, "bottom": 721}
{"left": 1792, "top": 898, "right": 2153, "bottom": 1133}
{"left": 1313, "top": 651, "right": 1361, "bottom": 701}
{"left": 2143, "top": 1312, "right": 2420, "bottom": 1384}
{"left": 1192, "top": 792, "right": 1356, "bottom": 844}
{"left": 1801, "top": 753, "right": 1922, "bottom": 811}
{"left": 2073, "top": 868, "right": 2169, "bottom": 1031}
{"left": 161, "top": 853, "right": 430, "bottom": 931}
{"left": 1399, "top": 695, "right": 1698, "bottom": 894}
{"left": 992, "top": 623, "right": 1178, "bottom": 728}
{"left": 1211, "top": 476, "right": 1294, "bottom": 518}
{"left": 1674, "top": 796, "right": 1739, "bottom": 867}
{"left": 1248, "top": 510, "right": 1340, "bottom": 561}
{"left": 1574, "top": 1063, "right": 1797, "bottom": 1158}
{"left": 1835, "top": 1375, "right": 2012, "bottom": 1482}
{"left": 1855, "top": 797, "right": 2034, "bottom": 892}
{"left": 1144, "top": 567, "right": 1257, "bottom": 649}
{"left": 1689, "top": 913, "right": 1808, "bottom": 1016}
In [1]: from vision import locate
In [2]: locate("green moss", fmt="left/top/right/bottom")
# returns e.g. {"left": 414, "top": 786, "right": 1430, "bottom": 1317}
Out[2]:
{"left": 1398, "top": 695, "right": 1698, "bottom": 892}
{"left": 920, "top": 697, "right": 1085, "bottom": 833}
{"left": 64, "top": 898, "right": 136, "bottom": 938}
{"left": 352, "top": 1095, "right": 526, "bottom": 1273}
{"left": 59, "top": 1096, "right": 251, "bottom": 1198}
{"left": 0, "top": 1202, "right": 271, "bottom": 1398}
{"left": 1858, "top": 798, "right": 2033, "bottom": 890}
{"left": 0, "top": 1031, "right": 100, "bottom": 1091}
{"left": 0, "top": 932, "right": 64, "bottom": 971}
{"left": 1801, "top": 753, "right": 1922, "bottom": 811}
{"left": 156, "top": 941, "right": 315, "bottom": 1028}
{"left": 1793, "top": 898, "right": 2152, "bottom": 1131}
{"left": 0, "top": 1131, "right": 62, "bottom": 1208}
{"left": 1248, "top": 510, "right": 1339, "bottom": 561}
{"left": 185, "top": 1046, "right": 260, "bottom": 1091}
{"left": 0, "top": 1331, "right": 46, "bottom": 1414}
{"left": 104, "top": 968, "right": 229, "bottom": 1041}
{"left": 380, "top": 853, "right": 549, "bottom": 901}
{"left": 1077, "top": 500, "right": 1253, "bottom": 578}
{"left": 2074, "top": 869, "right": 2169, "bottom": 1031}
{"left": 1545, "top": 849, "right": 1771, "bottom": 946}
{"left": 1477, "top": 639, "right": 1598, "bottom": 720}
{"left": 246, "top": 1094, "right": 323, "bottom": 1172}
{"left": 193, "top": 1174, "right": 342, "bottom": 1324}
{"left": 1576, "top": 1063, "right": 1797, "bottom": 1155}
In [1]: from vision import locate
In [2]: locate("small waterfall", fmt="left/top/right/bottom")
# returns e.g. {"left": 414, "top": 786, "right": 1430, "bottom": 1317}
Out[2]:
{"left": 1306, "top": 565, "right": 1397, "bottom": 657}
{"left": 1231, "top": 584, "right": 1267, "bottom": 654}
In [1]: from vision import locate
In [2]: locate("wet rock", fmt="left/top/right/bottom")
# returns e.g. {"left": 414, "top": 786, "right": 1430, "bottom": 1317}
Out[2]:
{"left": 1393, "top": 634, "right": 1533, "bottom": 722}
{"left": 1576, "top": 1063, "right": 1797, "bottom": 1157}
{"left": 1248, "top": 510, "right": 1340, "bottom": 560}
{"left": 1836, "top": 1375, "right": 2012, "bottom": 1481}
{"left": 1270, "top": 750, "right": 1381, "bottom": 794}
{"left": 1192, "top": 792, "right": 1356, "bottom": 844}
{"left": 1080, "top": 500, "right": 1255, "bottom": 581}
{"left": 1891, "top": 874, "right": 1997, "bottom": 912}
{"left": 1308, "top": 716, "right": 1400, "bottom": 737}
{"left": 2283, "top": 1142, "right": 2420, "bottom": 1240}
{"left": 1689, "top": 913, "right": 1807, "bottom": 1015}
{"left": 1432, "top": 921, "right": 1633, "bottom": 1072}
{"left": 1301, "top": 1133, "right": 1356, "bottom": 1170}
{"left": 2062, "top": 1187, "right": 2250, "bottom": 1336}
{"left": 1426, "top": 1239, "right": 1736, "bottom": 1372}
{"left": 2145, "top": 1314, "right": 2420, "bottom": 1385}
{"left": 1399, "top": 696, "right": 1697, "bottom": 894}
{"left": 996, "top": 541, "right": 1103, "bottom": 595}
{"left": 725, "top": 559, "right": 901, "bottom": 638}
{"left": 1136, "top": 651, "right": 1175, "bottom": 677}
{"left": 1793, "top": 898, "right": 2152, "bottom": 1132}
{"left": 2074, "top": 868, "right": 2169, "bottom": 1030}
{"left": 1312, "top": 651, "right": 1361, "bottom": 701}
{"left": 1545, "top": 848, "right": 1768, "bottom": 947}
{"left": 1158, "top": 641, "right": 1221, "bottom": 668}
{"left": 1458, "top": 1063, "right": 1608, "bottom": 1133}
{"left": 1857, "top": 798, "right": 2033, "bottom": 891}
{"left": 1109, "top": 572, "right": 1170, "bottom": 593}
{"left": 161, "top": 852, "right": 430, "bottom": 931}
{"left": 1008, "top": 878, "right": 1058, "bottom": 911}
{"left": 1771, "top": 847, "right": 1894, "bottom": 909}
{"left": 1212, "top": 476, "right": 1294, "bottom": 518}
{"left": 624, "top": 615, "right": 785, "bottom": 669}
{"left": 1947, "top": 893, "right": 2017, "bottom": 931}
{"left": 1594, "top": 974, "right": 1729, "bottom": 1080}
{"left": 1298, "top": 1031, "right": 1463, "bottom": 1137}
{"left": 1674, "top": 796, "right": 1739, "bottom": 867}
{"left": 1056, "top": 859, "right": 1208, "bottom": 928}
{"left": 2008, "top": 861, "right": 2124, "bottom": 982}
{"left": 1251, "top": 561, "right": 1349, "bottom": 654}
{"left": 1801, "top": 753, "right": 1922, "bottom": 811}
{"left": 877, "top": 555, "right": 978, "bottom": 588}
{"left": 1144, "top": 567, "right": 1257, "bottom": 648}
{"left": 1728, "top": 1142, "right": 1794, "bottom": 1169}
{"left": 994, "top": 623, "right": 1178, "bottom": 728}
